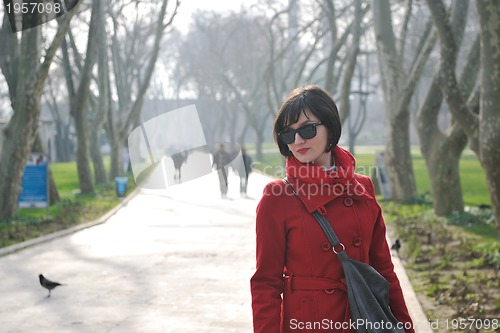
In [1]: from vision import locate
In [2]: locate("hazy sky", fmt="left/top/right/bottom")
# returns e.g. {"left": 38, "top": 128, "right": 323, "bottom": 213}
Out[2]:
{"left": 173, "top": 0, "right": 251, "bottom": 32}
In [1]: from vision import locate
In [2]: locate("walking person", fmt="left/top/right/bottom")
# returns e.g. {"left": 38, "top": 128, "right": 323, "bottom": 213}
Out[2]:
{"left": 238, "top": 147, "right": 253, "bottom": 198}
{"left": 250, "top": 85, "right": 415, "bottom": 333}
{"left": 171, "top": 151, "right": 187, "bottom": 183}
{"left": 212, "top": 144, "right": 230, "bottom": 198}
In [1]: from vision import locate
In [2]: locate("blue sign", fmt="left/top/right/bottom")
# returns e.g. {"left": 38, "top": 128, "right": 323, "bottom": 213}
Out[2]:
{"left": 19, "top": 155, "right": 48, "bottom": 208}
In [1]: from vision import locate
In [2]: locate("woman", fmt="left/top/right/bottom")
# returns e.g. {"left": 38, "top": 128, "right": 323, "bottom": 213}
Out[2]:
{"left": 250, "top": 85, "right": 415, "bottom": 333}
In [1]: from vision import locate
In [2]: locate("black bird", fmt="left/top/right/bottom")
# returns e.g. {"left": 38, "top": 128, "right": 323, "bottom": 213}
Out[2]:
{"left": 391, "top": 239, "right": 401, "bottom": 252}
{"left": 39, "top": 274, "right": 63, "bottom": 297}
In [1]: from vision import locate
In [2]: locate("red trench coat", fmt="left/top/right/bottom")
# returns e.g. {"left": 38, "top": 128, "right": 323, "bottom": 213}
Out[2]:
{"left": 250, "top": 147, "right": 414, "bottom": 333}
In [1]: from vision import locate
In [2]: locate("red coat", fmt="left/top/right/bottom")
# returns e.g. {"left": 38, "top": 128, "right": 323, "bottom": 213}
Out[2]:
{"left": 250, "top": 146, "right": 415, "bottom": 333}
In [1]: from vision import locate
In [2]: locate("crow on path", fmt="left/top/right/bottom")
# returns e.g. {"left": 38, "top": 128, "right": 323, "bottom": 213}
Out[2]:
{"left": 39, "top": 274, "right": 63, "bottom": 297}
{"left": 391, "top": 239, "right": 401, "bottom": 252}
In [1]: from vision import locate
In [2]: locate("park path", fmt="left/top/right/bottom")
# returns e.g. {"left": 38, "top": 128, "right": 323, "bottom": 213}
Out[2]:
{"left": 0, "top": 171, "right": 431, "bottom": 332}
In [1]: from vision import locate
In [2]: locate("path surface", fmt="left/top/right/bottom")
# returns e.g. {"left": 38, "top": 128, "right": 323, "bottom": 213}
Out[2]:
{"left": 0, "top": 171, "right": 432, "bottom": 332}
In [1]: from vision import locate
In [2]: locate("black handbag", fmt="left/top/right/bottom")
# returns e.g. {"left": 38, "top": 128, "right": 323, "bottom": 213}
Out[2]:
{"left": 284, "top": 178, "right": 405, "bottom": 333}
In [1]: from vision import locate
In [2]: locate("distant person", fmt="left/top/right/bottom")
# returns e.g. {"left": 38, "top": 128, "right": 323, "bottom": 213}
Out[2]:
{"left": 35, "top": 155, "right": 45, "bottom": 165}
{"left": 212, "top": 144, "right": 230, "bottom": 198}
{"left": 238, "top": 147, "right": 252, "bottom": 198}
{"left": 171, "top": 151, "right": 187, "bottom": 183}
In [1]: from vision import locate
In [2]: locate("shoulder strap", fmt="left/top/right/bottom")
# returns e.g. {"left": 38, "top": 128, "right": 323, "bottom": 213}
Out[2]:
{"left": 283, "top": 178, "right": 348, "bottom": 260}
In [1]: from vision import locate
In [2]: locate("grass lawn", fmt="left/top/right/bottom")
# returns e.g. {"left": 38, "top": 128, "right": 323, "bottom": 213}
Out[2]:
{"left": 51, "top": 162, "right": 81, "bottom": 195}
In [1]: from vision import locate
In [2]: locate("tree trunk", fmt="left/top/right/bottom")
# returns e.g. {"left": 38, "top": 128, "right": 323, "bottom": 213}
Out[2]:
{"left": 427, "top": 0, "right": 500, "bottom": 236}
{"left": 424, "top": 133, "right": 466, "bottom": 215}
{"left": 339, "top": 0, "right": 362, "bottom": 124}
{"left": 90, "top": 0, "right": 108, "bottom": 185}
{"left": 418, "top": 86, "right": 468, "bottom": 215}
{"left": 110, "top": 141, "right": 125, "bottom": 180}
{"left": 371, "top": 0, "right": 433, "bottom": 201}
{"left": 426, "top": 0, "right": 480, "bottom": 149}
{"left": 418, "top": 0, "right": 475, "bottom": 216}
{"left": 479, "top": 142, "right": 500, "bottom": 236}
{"left": 0, "top": 14, "right": 19, "bottom": 101}
{"left": 0, "top": 16, "right": 43, "bottom": 218}
{"left": 384, "top": 108, "right": 417, "bottom": 200}
{"left": 74, "top": 115, "right": 94, "bottom": 193}
{"left": 90, "top": 130, "right": 107, "bottom": 185}
{"left": 71, "top": 0, "right": 100, "bottom": 194}
{"left": 477, "top": 0, "right": 500, "bottom": 236}
{"left": 47, "top": 85, "right": 73, "bottom": 162}
{"left": 55, "top": 121, "right": 72, "bottom": 162}
{"left": 0, "top": 86, "right": 41, "bottom": 219}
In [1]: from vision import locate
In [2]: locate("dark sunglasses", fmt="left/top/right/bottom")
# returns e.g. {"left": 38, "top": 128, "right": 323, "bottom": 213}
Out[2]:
{"left": 278, "top": 121, "right": 323, "bottom": 144}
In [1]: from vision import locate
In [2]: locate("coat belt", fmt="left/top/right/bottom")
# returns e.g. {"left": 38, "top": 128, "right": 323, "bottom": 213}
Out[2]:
{"left": 284, "top": 275, "right": 347, "bottom": 293}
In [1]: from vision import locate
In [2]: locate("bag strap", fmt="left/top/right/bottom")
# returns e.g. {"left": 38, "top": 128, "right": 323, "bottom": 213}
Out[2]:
{"left": 283, "top": 178, "right": 348, "bottom": 260}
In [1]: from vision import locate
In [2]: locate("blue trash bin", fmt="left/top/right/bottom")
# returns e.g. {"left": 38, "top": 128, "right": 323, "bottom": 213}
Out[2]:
{"left": 115, "top": 177, "right": 128, "bottom": 197}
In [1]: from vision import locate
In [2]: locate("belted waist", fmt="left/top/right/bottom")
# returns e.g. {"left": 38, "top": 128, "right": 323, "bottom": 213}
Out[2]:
{"left": 284, "top": 275, "right": 347, "bottom": 293}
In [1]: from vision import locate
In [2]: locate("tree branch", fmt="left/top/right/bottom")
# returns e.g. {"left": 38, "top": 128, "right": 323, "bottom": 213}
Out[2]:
{"left": 426, "top": 0, "right": 479, "bottom": 144}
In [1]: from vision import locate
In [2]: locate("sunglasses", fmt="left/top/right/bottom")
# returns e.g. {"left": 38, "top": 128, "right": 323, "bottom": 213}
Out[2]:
{"left": 278, "top": 121, "right": 323, "bottom": 144}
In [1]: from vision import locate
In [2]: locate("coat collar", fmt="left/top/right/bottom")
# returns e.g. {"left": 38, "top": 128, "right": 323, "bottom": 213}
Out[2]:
{"left": 285, "top": 146, "right": 372, "bottom": 213}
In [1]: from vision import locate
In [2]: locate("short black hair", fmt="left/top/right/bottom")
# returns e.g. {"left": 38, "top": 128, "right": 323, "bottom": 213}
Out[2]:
{"left": 273, "top": 84, "right": 342, "bottom": 157}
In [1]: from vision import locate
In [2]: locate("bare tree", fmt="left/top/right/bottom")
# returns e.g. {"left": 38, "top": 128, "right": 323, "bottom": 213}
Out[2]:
{"left": 0, "top": 1, "right": 81, "bottom": 220}
{"left": 371, "top": 0, "right": 436, "bottom": 201}
{"left": 346, "top": 52, "right": 373, "bottom": 155}
{"left": 417, "top": 0, "right": 479, "bottom": 216}
{"left": 211, "top": 12, "right": 272, "bottom": 156}
{"left": 338, "top": 0, "right": 364, "bottom": 127}
{"left": 320, "top": 0, "right": 365, "bottom": 101}
{"left": 105, "top": 0, "right": 179, "bottom": 179}
{"left": 70, "top": 0, "right": 100, "bottom": 194}
{"left": 262, "top": 0, "right": 327, "bottom": 117}
{"left": 427, "top": 0, "right": 500, "bottom": 236}
{"left": 89, "top": 0, "right": 108, "bottom": 185}
{"left": 257, "top": 0, "right": 367, "bottom": 162}
{"left": 172, "top": 0, "right": 367, "bottom": 161}
{"left": 173, "top": 10, "right": 271, "bottom": 157}
{"left": 60, "top": 1, "right": 110, "bottom": 187}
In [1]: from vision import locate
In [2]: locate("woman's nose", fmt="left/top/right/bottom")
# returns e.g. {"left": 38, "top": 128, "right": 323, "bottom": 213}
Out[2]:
{"left": 294, "top": 132, "right": 305, "bottom": 144}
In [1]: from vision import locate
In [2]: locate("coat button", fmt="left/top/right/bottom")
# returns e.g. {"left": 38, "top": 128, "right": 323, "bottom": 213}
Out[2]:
{"left": 344, "top": 197, "right": 353, "bottom": 207}
{"left": 321, "top": 242, "right": 331, "bottom": 251}
{"left": 353, "top": 237, "right": 362, "bottom": 247}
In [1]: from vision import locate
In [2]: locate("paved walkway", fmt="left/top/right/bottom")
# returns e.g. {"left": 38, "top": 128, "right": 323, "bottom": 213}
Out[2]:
{"left": 0, "top": 171, "right": 432, "bottom": 332}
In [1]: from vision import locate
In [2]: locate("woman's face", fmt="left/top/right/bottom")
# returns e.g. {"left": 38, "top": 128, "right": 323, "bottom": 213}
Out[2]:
{"left": 285, "top": 111, "right": 331, "bottom": 167}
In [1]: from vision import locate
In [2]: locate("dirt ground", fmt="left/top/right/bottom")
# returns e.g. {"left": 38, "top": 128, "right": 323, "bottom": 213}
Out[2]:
{"left": 387, "top": 210, "right": 500, "bottom": 333}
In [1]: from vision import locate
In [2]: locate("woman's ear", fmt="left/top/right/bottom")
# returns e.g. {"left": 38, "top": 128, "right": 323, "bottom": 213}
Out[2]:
{"left": 325, "top": 136, "right": 334, "bottom": 153}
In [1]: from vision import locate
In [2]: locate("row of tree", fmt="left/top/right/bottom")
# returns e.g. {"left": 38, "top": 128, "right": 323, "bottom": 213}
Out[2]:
{"left": 170, "top": 0, "right": 500, "bottom": 235}
{"left": 373, "top": 0, "right": 500, "bottom": 235}
{"left": 0, "top": 0, "right": 498, "bottom": 236}
{"left": 0, "top": 0, "right": 180, "bottom": 219}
